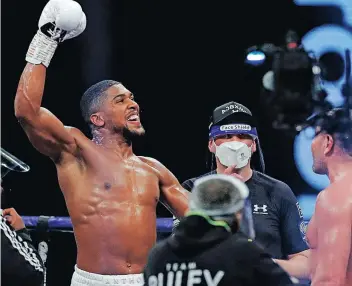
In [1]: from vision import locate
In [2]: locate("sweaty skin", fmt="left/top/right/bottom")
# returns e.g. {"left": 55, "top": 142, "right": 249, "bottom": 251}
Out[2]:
{"left": 14, "top": 64, "right": 189, "bottom": 275}
{"left": 307, "top": 171, "right": 352, "bottom": 286}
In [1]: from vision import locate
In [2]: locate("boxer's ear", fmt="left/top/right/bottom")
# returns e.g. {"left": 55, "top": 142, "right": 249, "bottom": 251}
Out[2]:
{"left": 324, "top": 134, "right": 334, "bottom": 155}
{"left": 90, "top": 113, "right": 105, "bottom": 127}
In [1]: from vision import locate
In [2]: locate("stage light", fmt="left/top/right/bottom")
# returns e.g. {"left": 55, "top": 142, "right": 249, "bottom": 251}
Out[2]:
{"left": 245, "top": 50, "right": 266, "bottom": 66}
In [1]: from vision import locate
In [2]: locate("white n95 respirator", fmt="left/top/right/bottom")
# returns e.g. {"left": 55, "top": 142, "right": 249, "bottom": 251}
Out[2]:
{"left": 214, "top": 141, "right": 252, "bottom": 168}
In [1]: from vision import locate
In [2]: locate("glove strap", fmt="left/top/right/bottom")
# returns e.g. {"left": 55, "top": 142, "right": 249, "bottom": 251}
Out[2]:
{"left": 25, "top": 30, "right": 58, "bottom": 68}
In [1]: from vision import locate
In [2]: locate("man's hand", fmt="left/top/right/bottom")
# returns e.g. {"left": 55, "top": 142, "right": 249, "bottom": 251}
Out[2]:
{"left": 274, "top": 250, "right": 311, "bottom": 279}
{"left": 2, "top": 208, "right": 26, "bottom": 231}
{"left": 224, "top": 165, "right": 245, "bottom": 181}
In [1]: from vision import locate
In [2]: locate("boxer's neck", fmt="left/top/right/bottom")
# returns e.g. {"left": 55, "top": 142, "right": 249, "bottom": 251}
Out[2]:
{"left": 327, "top": 159, "right": 352, "bottom": 183}
{"left": 92, "top": 130, "right": 133, "bottom": 158}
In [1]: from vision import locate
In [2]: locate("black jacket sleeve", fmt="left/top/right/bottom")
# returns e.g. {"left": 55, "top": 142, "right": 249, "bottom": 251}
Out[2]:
{"left": 246, "top": 241, "right": 296, "bottom": 285}
{"left": 232, "top": 236, "right": 296, "bottom": 285}
{"left": 254, "top": 251, "right": 296, "bottom": 285}
{"left": 1, "top": 216, "right": 44, "bottom": 286}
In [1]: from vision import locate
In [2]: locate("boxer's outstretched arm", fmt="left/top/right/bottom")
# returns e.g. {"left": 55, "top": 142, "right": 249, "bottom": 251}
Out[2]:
{"left": 274, "top": 250, "right": 310, "bottom": 279}
{"left": 15, "top": 64, "right": 77, "bottom": 161}
{"left": 311, "top": 196, "right": 351, "bottom": 286}
{"left": 159, "top": 171, "right": 190, "bottom": 218}
{"left": 140, "top": 157, "right": 190, "bottom": 218}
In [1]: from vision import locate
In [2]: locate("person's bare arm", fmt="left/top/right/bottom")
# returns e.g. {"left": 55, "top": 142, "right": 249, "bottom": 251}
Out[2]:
{"left": 14, "top": 64, "right": 78, "bottom": 162}
{"left": 311, "top": 195, "right": 351, "bottom": 285}
{"left": 14, "top": 0, "right": 86, "bottom": 161}
{"left": 274, "top": 249, "right": 310, "bottom": 279}
{"left": 141, "top": 157, "right": 190, "bottom": 218}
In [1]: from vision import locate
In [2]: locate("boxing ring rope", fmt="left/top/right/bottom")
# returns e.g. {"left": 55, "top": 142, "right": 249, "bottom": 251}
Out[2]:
{"left": 22, "top": 216, "right": 173, "bottom": 232}
{"left": 21, "top": 216, "right": 173, "bottom": 286}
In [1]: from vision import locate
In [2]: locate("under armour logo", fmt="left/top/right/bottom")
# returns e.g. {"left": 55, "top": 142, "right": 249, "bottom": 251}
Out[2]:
{"left": 253, "top": 204, "right": 268, "bottom": 214}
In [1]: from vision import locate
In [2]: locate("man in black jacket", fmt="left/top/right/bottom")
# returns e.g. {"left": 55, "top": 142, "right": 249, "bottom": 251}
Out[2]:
{"left": 144, "top": 174, "right": 296, "bottom": 286}
{"left": 1, "top": 148, "right": 44, "bottom": 286}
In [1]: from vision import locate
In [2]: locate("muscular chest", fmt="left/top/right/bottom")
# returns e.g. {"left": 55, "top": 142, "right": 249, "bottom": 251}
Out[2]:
{"left": 84, "top": 156, "right": 160, "bottom": 205}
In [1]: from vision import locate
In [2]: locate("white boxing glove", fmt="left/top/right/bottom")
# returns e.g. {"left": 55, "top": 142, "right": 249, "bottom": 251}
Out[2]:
{"left": 26, "top": 0, "right": 86, "bottom": 67}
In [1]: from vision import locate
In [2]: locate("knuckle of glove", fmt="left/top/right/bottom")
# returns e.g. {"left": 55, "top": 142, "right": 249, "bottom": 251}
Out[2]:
{"left": 64, "top": 11, "right": 86, "bottom": 41}
{"left": 39, "top": 0, "right": 86, "bottom": 41}
{"left": 26, "top": 0, "right": 86, "bottom": 67}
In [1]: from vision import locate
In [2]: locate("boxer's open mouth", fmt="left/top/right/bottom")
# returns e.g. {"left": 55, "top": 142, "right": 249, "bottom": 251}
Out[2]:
{"left": 126, "top": 113, "right": 140, "bottom": 124}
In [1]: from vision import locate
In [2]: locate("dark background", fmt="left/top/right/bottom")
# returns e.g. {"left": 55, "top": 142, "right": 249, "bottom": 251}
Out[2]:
{"left": 1, "top": 0, "right": 342, "bottom": 285}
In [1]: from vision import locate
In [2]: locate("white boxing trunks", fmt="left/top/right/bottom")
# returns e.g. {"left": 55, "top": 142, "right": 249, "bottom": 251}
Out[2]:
{"left": 71, "top": 265, "right": 144, "bottom": 286}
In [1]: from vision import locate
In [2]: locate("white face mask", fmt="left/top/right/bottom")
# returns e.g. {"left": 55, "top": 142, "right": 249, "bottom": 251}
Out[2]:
{"left": 214, "top": 141, "right": 252, "bottom": 168}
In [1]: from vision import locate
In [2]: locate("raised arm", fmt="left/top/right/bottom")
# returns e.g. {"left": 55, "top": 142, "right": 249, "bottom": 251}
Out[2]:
{"left": 15, "top": 64, "right": 77, "bottom": 160}
{"left": 159, "top": 168, "right": 190, "bottom": 218}
{"left": 141, "top": 157, "right": 190, "bottom": 218}
{"left": 14, "top": 0, "right": 86, "bottom": 161}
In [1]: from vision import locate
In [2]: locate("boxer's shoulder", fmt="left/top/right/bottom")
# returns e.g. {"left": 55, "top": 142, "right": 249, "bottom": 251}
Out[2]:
{"left": 64, "top": 126, "right": 103, "bottom": 151}
{"left": 316, "top": 186, "right": 352, "bottom": 213}
{"left": 137, "top": 156, "right": 165, "bottom": 174}
{"left": 138, "top": 156, "right": 160, "bottom": 166}
{"left": 315, "top": 188, "right": 335, "bottom": 207}
{"left": 64, "top": 126, "right": 88, "bottom": 140}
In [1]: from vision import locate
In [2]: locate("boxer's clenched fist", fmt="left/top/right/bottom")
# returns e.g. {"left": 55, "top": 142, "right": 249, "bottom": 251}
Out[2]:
{"left": 26, "top": 0, "right": 86, "bottom": 67}
{"left": 2, "top": 208, "right": 26, "bottom": 231}
{"left": 39, "top": 0, "right": 86, "bottom": 42}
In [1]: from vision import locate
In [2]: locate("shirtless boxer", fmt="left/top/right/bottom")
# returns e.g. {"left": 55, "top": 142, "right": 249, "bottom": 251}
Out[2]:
{"left": 14, "top": 1, "right": 189, "bottom": 285}
{"left": 307, "top": 109, "right": 352, "bottom": 285}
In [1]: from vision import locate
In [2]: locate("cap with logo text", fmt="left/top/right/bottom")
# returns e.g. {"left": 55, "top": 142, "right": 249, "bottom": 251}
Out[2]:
{"left": 209, "top": 101, "right": 258, "bottom": 139}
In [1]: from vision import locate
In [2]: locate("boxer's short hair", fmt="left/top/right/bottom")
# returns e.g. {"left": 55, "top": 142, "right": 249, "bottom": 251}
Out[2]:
{"left": 80, "top": 80, "right": 120, "bottom": 124}
{"left": 317, "top": 108, "right": 352, "bottom": 156}
{"left": 334, "top": 132, "right": 352, "bottom": 156}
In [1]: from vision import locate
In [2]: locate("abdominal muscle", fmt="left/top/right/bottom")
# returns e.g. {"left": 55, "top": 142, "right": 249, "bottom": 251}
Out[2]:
{"left": 56, "top": 147, "right": 161, "bottom": 275}
{"left": 71, "top": 202, "right": 157, "bottom": 275}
